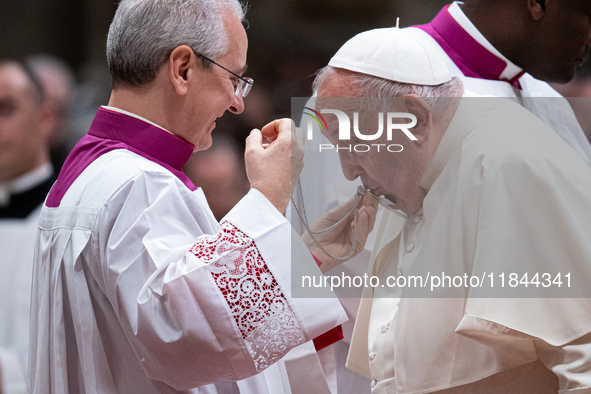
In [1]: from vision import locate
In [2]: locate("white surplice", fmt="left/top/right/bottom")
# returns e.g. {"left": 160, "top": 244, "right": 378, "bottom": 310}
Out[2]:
{"left": 28, "top": 107, "right": 347, "bottom": 394}
{"left": 347, "top": 98, "right": 591, "bottom": 393}
{"left": 341, "top": 5, "right": 591, "bottom": 393}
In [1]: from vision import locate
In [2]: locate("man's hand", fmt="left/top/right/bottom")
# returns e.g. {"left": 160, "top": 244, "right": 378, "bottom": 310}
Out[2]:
{"left": 302, "top": 192, "right": 378, "bottom": 273}
{"left": 245, "top": 118, "right": 304, "bottom": 214}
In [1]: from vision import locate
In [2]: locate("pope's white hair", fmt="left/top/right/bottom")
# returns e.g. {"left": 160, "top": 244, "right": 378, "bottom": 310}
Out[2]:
{"left": 313, "top": 66, "right": 463, "bottom": 116}
{"left": 107, "top": 0, "right": 245, "bottom": 88}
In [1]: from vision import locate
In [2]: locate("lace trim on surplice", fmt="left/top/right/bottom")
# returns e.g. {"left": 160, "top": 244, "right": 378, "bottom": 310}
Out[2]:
{"left": 189, "top": 221, "right": 305, "bottom": 371}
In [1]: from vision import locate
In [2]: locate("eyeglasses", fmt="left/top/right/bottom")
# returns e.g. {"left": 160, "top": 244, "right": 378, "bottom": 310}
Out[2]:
{"left": 196, "top": 53, "right": 254, "bottom": 98}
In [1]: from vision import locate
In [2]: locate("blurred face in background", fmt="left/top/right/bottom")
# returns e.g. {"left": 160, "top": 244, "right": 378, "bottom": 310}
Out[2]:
{"left": 0, "top": 62, "right": 52, "bottom": 182}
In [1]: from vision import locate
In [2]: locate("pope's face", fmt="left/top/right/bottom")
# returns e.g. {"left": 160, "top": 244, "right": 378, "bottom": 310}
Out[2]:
{"left": 185, "top": 9, "right": 248, "bottom": 151}
{"left": 317, "top": 97, "right": 430, "bottom": 214}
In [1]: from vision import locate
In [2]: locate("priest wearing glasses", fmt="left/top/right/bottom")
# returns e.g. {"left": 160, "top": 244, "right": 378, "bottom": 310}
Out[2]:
{"left": 26, "top": 0, "right": 381, "bottom": 392}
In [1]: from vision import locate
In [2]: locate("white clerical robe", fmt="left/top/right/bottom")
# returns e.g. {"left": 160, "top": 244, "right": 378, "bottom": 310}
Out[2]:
{"left": 347, "top": 97, "right": 591, "bottom": 393}
{"left": 0, "top": 211, "right": 39, "bottom": 394}
{"left": 0, "top": 164, "right": 55, "bottom": 394}
{"left": 298, "top": 9, "right": 591, "bottom": 391}
{"left": 28, "top": 107, "right": 347, "bottom": 393}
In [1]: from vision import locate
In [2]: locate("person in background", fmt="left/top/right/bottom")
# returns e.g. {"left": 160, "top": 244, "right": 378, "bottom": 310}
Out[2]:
{"left": 407, "top": 0, "right": 591, "bottom": 165}
{"left": 27, "top": 54, "right": 76, "bottom": 171}
{"left": 0, "top": 59, "right": 55, "bottom": 394}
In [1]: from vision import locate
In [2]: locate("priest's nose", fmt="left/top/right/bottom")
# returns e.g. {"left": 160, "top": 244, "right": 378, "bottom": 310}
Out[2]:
{"left": 229, "top": 94, "right": 244, "bottom": 114}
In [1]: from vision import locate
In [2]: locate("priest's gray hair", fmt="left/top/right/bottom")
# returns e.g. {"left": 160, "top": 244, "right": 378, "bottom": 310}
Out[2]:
{"left": 107, "top": 0, "right": 245, "bottom": 88}
{"left": 313, "top": 66, "right": 463, "bottom": 117}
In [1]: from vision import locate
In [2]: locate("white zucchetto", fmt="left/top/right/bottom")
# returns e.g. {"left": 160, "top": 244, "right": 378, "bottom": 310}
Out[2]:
{"left": 328, "top": 27, "right": 452, "bottom": 86}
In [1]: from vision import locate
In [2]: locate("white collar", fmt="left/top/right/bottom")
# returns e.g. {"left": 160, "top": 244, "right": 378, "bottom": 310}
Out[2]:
{"left": 0, "top": 163, "right": 53, "bottom": 207}
{"left": 101, "top": 106, "right": 175, "bottom": 135}
{"left": 420, "top": 93, "right": 481, "bottom": 191}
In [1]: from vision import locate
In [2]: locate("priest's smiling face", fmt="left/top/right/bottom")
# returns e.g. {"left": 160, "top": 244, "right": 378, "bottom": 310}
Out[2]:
{"left": 183, "top": 8, "right": 248, "bottom": 151}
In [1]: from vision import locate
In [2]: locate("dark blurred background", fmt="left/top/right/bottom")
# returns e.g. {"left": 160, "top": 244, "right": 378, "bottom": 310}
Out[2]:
{"left": 2, "top": 0, "right": 590, "bottom": 219}
{"left": 0, "top": 0, "right": 454, "bottom": 122}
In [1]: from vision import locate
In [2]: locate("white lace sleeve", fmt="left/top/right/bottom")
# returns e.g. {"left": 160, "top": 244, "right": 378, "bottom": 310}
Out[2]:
{"left": 188, "top": 221, "right": 306, "bottom": 371}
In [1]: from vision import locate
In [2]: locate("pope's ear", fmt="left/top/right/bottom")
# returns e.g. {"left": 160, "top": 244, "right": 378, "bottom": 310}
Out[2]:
{"left": 168, "top": 45, "right": 194, "bottom": 96}
{"left": 403, "top": 95, "right": 432, "bottom": 145}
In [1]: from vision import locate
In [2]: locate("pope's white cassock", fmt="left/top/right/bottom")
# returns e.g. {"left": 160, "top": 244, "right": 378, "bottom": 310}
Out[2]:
{"left": 346, "top": 96, "right": 591, "bottom": 393}
{"left": 296, "top": 4, "right": 591, "bottom": 392}
{"left": 343, "top": 6, "right": 591, "bottom": 392}
{"left": 28, "top": 106, "right": 347, "bottom": 393}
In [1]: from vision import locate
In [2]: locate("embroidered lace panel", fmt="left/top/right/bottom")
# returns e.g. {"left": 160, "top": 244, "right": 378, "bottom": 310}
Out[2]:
{"left": 189, "top": 221, "right": 305, "bottom": 371}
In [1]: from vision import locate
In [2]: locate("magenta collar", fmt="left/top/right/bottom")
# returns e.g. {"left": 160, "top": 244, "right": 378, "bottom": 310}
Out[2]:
{"left": 414, "top": 5, "right": 524, "bottom": 89}
{"left": 46, "top": 107, "right": 196, "bottom": 207}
